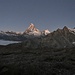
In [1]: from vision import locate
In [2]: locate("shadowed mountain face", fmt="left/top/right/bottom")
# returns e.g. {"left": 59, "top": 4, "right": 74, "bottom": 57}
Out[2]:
{"left": 23, "top": 23, "right": 42, "bottom": 36}
{"left": 24, "top": 23, "right": 40, "bottom": 33}
{"left": 10, "top": 26, "right": 75, "bottom": 49}
{"left": 23, "top": 23, "right": 50, "bottom": 36}
{"left": 41, "top": 26, "right": 75, "bottom": 48}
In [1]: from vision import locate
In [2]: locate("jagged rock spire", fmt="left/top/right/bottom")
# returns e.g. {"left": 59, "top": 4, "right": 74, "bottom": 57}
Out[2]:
{"left": 23, "top": 23, "right": 50, "bottom": 36}
{"left": 63, "top": 26, "right": 69, "bottom": 32}
{"left": 27, "top": 23, "right": 35, "bottom": 31}
{"left": 24, "top": 23, "right": 39, "bottom": 34}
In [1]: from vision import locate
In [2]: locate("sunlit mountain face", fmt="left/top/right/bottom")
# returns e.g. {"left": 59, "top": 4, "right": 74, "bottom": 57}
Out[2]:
{"left": 23, "top": 23, "right": 50, "bottom": 36}
{"left": 0, "top": 23, "right": 50, "bottom": 41}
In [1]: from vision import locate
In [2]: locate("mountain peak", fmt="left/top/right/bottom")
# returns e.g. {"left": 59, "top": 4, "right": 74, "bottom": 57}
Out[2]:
{"left": 28, "top": 23, "right": 35, "bottom": 29}
{"left": 63, "top": 26, "right": 68, "bottom": 29}
{"left": 28, "top": 23, "right": 39, "bottom": 31}
{"left": 24, "top": 23, "right": 40, "bottom": 35}
{"left": 63, "top": 26, "right": 69, "bottom": 31}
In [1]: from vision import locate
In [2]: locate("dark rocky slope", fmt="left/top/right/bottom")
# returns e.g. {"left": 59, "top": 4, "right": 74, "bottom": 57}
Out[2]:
{"left": 41, "top": 26, "right": 75, "bottom": 48}
{"left": 0, "top": 44, "right": 75, "bottom": 75}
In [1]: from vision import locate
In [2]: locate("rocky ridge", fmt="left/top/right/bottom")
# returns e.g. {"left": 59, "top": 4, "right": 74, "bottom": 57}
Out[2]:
{"left": 0, "top": 23, "right": 50, "bottom": 40}
{"left": 16, "top": 26, "right": 75, "bottom": 49}
{"left": 0, "top": 24, "right": 75, "bottom": 49}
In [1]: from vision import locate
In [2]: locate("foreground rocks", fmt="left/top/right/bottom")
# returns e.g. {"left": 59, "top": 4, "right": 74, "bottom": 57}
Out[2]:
{"left": 0, "top": 44, "right": 75, "bottom": 75}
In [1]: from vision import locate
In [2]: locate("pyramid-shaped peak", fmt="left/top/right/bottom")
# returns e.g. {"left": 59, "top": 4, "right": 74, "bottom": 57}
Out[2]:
{"left": 24, "top": 23, "right": 40, "bottom": 34}
{"left": 28, "top": 23, "right": 35, "bottom": 29}
{"left": 62, "top": 26, "right": 70, "bottom": 33}
{"left": 63, "top": 26, "right": 68, "bottom": 30}
{"left": 30, "top": 23, "right": 35, "bottom": 27}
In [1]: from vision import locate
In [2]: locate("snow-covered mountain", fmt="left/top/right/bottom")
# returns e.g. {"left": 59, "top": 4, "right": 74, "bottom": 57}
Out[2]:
{"left": 0, "top": 23, "right": 50, "bottom": 40}
{"left": 0, "top": 24, "right": 75, "bottom": 49}
{"left": 23, "top": 23, "right": 50, "bottom": 36}
{"left": 0, "top": 31, "right": 22, "bottom": 36}
{"left": 0, "top": 23, "right": 50, "bottom": 37}
{"left": 42, "top": 29, "right": 50, "bottom": 35}
{"left": 0, "top": 30, "right": 25, "bottom": 41}
{"left": 23, "top": 23, "right": 41, "bottom": 36}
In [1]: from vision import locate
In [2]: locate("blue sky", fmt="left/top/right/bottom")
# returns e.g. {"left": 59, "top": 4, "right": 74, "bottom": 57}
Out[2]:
{"left": 0, "top": 0, "right": 75, "bottom": 32}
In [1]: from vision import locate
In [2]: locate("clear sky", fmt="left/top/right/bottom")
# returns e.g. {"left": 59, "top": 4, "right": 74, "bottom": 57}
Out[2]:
{"left": 0, "top": 0, "right": 75, "bottom": 32}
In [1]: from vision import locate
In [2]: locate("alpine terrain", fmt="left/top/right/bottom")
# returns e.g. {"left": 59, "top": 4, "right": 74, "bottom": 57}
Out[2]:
{"left": 0, "top": 24, "right": 75, "bottom": 49}
{"left": 0, "top": 24, "right": 75, "bottom": 75}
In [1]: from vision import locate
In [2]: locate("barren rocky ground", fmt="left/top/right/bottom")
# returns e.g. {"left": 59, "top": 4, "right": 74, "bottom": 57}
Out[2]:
{"left": 0, "top": 44, "right": 75, "bottom": 75}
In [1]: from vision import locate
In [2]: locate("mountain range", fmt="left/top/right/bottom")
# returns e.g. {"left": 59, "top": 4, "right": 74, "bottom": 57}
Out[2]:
{"left": 0, "top": 24, "right": 75, "bottom": 75}
{"left": 0, "top": 24, "right": 75, "bottom": 48}
{"left": 0, "top": 23, "right": 50, "bottom": 41}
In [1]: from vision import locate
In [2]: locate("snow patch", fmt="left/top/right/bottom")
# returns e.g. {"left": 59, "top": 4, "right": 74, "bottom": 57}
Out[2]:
{"left": 44, "top": 29, "right": 50, "bottom": 35}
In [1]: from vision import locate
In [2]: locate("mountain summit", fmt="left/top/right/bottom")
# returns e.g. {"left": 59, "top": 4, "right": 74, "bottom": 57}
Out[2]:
{"left": 23, "top": 23, "right": 41, "bottom": 36}
{"left": 23, "top": 23, "right": 50, "bottom": 36}
{"left": 24, "top": 23, "right": 40, "bottom": 33}
{"left": 0, "top": 23, "right": 50, "bottom": 39}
